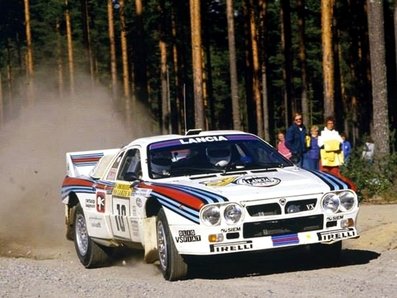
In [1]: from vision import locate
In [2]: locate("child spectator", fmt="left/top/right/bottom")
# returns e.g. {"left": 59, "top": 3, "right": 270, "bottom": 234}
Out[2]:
{"left": 303, "top": 125, "right": 320, "bottom": 170}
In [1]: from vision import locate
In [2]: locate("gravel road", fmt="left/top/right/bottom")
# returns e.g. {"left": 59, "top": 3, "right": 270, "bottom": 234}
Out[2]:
{"left": 1, "top": 204, "right": 396, "bottom": 298}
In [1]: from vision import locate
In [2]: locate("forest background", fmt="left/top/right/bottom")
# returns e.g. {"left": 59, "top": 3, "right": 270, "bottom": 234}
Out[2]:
{"left": 1, "top": 0, "right": 397, "bottom": 201}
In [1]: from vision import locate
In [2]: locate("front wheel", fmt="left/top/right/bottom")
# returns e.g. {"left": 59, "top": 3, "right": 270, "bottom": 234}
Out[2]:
{"left": 156, "top": 208, "right": 188, "bottom": 281}
{"left": 74, "top": 204, "right": 110, "bottom": 268}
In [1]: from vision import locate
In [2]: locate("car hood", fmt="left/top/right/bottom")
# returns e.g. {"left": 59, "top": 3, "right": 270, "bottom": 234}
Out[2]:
{"left": 142, "top": 167, "right": 352, "bottom": 204}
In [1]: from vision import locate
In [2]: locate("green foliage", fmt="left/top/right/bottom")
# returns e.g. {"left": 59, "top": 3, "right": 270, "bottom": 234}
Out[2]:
{"left": 342, "top": 150, "right": 397, "bottom": 203}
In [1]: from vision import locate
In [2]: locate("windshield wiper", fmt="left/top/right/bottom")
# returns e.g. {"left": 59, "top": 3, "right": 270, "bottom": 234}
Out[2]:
{"left": 244, "top": 163, "right": 285, "bottom": 171}
{"left": 170, "top": 166, "right": 223, "bottom": 176}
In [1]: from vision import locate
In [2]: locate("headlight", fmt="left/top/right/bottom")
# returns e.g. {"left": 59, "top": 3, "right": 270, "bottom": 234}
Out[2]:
{"left": 322, "top": 193, "right": 340, "bottom": 213}
{"left": 339, "top": 191, "right": 357, "bottom": 212}
{"left": 201, "top": 205, "right": 221, "bottom": 226}
{"left": 224, "top": 204, "right": 243, "bottom": 225}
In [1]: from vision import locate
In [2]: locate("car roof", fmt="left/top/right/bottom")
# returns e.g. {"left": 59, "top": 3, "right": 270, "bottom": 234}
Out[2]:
{"left": 125, "top": 130, "right": 252, "bottom": 148}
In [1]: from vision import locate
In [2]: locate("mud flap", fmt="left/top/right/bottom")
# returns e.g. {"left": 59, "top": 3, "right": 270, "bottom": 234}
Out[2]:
{"left": 143, "top": 216, "right": 158, "bottom": 263}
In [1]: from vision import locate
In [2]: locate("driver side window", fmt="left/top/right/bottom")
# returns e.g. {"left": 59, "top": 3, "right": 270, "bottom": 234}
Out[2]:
{"left": 117, "top": 149, "right": 142, "bottom": 181}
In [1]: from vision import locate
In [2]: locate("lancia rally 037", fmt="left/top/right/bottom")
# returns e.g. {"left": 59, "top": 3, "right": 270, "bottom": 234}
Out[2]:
{"left": 60, "top": 130, "right": 359, "bottom": 280}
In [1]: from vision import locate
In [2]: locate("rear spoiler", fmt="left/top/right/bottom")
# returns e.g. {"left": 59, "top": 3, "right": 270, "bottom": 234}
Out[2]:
{"left": 66, "top": 148, "right": 120, "bottom": 178}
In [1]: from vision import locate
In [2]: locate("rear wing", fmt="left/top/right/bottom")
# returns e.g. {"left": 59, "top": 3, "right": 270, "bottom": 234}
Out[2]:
{"left": 66, "top": 149, "right": 120, "bottom": 178}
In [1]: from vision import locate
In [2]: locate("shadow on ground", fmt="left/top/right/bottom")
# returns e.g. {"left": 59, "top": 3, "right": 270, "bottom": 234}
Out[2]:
{"left": 184, "top": 247, "right": 380, "bottom": 280}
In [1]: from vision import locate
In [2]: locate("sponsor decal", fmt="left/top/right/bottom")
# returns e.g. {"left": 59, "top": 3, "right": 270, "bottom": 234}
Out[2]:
{"left": 179, "top": 135, "right": 228, "bottom": 144}
{"left": 88, "top": 215, "right": 103, "bottom": 228}
{"left": 326, "top": 215, "right": 344, "bottom": 222}
{"left": 91, "top": 222, "right": 101, "bottom": 228}
{"left": 210, "top": 240, "right": 253, "bottom": 253}
{"left": 96, "top": 192, "right": 105, "bottom": 213}
{"left": 85, "top": 198, "right": 95, "bottom": 209}
{"left": 130, "top": 219, "right": 139, "bottom": 237}
{"left": 317, "top": 228, "right": 357, "bottom": 241}
{"left": 112, "top": 183, "right": 132, "bottom": 198}
{"left": 220, "top": 227, "right": 241, "bottom": 233}
{"left": 272, "top": 234, "right": 299, "bottom": 247}
{"left": 235, "top": 176, "right": 281, "bottom": 187}
{"left": 175, "top": 229, "right": 201, "bottom": 243}
{"left": 202, "top": 177, "right": 237, "bottom": 187}
{"left": 107, "top": 168, "right": 117, "bottom": 181}
{"left": 134, "top": 188, "right": 152, "bottom": 198}
{"left": 135, "top": 197, "right": 143, "bottom": 208}
{"left": 306, "top": 203, "right": 315, "bottom": 210}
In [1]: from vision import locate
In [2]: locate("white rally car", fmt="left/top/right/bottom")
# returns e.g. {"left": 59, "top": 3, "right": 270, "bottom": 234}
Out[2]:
{"left": 61, "top": 130, "right": 359, "bottom": 280}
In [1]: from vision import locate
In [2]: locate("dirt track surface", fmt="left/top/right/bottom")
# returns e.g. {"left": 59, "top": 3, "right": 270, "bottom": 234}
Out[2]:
{"left": 0, "top": 204, "right": 396, "bottom": 298}
{"left": 0, "top": 83, "right": 396, "bottom": 297}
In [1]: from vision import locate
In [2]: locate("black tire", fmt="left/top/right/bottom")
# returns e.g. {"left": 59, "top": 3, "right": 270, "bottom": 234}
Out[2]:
{"left": 310, "top": 241, "right": 342, "bottom": 264}
{"left": 156, "top": 208, "right": 188, "bottom": 281}
{"left": 74, "top": 204, "right": 110, "bottom": 268}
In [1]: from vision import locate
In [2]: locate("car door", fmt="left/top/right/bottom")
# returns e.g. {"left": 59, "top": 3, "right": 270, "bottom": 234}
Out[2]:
{"left": 109, "top": 148, "right": 142, "bottom": 240}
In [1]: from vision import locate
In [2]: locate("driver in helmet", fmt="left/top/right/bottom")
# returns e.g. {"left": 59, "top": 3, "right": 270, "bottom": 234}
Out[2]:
{"left": 205, "top": 144, "right": 232, "bottom": 167}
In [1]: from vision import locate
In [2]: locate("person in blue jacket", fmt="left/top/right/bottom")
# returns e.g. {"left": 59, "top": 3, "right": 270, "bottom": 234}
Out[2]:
{"left": 341, "top": 132, "right": 352, "bottom": 164}
{"left": 285, "top": 112, "right": 307, "bottom": 167}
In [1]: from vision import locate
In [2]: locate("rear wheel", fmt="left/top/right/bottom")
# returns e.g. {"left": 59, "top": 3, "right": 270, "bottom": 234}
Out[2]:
{"left": 74, "top": 204, "right": 110, "bottom": 268}
{"left": 156, "top": 208, "right": 188, "bottom": 281}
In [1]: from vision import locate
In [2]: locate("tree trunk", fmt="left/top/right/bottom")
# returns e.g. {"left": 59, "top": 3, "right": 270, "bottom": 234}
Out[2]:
{"left": 159, "top": 0, "right": 169, "bottom": 134}
{"left": 226, "top": 0, "right": 241, "bottom": 131}
{"left": 0, "top": 72, "right": 3, "bottom": 127}
{"left": 171, "top": 3, "right": 183, "bottom": 133}
{"left": 259, "top": 0, "right": 269, "bottom": 141}
{"left": 367, "top": 0, "right": 390, "bottom": 157}
{"left": 297, "top": 0, "right": 310, "bottom": 128}
{"left": 190, "top": 0, "right": 205, "bottom": 129}
{"left": 65, "top": 0, "right": 75, "bottom": 95}
{"left": 119, "top": 0, "right": 130, "bottom": 99}
{"left": 56, "top": 19, "right": 64, "bottom": 99}
{"left": 6, "top": 41, "right": 13, "bottom": 115}
{"left": 24, "top": 0, "right": 34, "bottom": 104}
{"left": 249, "top": 0, "right": 263, "bottom": 137}
{"left": 107, "top": 0, "right": 118, "bottom": 100}
{"left": 321, "top": 0, "right": 335, "bottom": 118}
{"left": 134, "top": 0, "right": 149, "bottom": 104}
{"left": 80, "top": 0, "right": 95, "bottom": 88}
{"left": 280, "top": 0, "right": 293, "bottom": 127}
{"left": 160, "top": 39, "right": 169, "bottom": 134}
{"left": 394, "top": 1, "right": 397, "bottom": 129}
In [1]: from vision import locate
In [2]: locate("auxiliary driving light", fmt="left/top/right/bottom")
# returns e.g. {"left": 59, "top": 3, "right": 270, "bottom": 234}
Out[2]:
{"left": 208, "top": 233, "right": 224, "bottom": 243}
{"left": 341, "top": 218, "right": 355, "bottom": 228}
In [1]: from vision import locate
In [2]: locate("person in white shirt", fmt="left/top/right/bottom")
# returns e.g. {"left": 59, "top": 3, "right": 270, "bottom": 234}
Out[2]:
{"left": 362, "top": 136, "right": 375, "bottom": 163}
{"left": 318, "top": 116, "right": 344, "bottom": 177}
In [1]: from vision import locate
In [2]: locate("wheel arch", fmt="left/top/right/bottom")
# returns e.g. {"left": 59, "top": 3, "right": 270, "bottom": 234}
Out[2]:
{"left": 65, "top": 192, "right": 81, "bottom": 240}
{"left": 142, "top": 196, "right": 162, "bottom": 263}
{"left": 145, "top": 196, "right": 162, "bottom": 218}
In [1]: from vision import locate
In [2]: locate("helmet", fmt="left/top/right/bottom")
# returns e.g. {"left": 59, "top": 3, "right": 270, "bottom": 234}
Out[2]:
{"left": 206, "top": 144, "right": 232, "bottom": 166}
{"left": 150, "top": 151, "right": 171, "bottom": 177}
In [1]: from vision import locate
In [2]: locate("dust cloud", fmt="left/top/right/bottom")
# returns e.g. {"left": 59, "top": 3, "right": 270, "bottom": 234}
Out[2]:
{"left": 0, "top": 73, "right": 158, "bottom": 258}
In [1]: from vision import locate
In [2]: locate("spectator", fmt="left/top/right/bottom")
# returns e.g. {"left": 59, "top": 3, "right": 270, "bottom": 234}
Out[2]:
{"left": 303, "top": 125, "right": 320, "bottom": 170}
{"left": 341, "top": 132, "right": 352, "bottom": 164}
{"left": 318, "top": 116, "right": 344, "bottom": 177}
{"left": 285, "top": 112, "right": 307, "bottom": 166}
{"left": 362, "top": 136, "right": 375, "bottom": 163}
{"left": 277, "top": 131, "right": 292, "bottom": 159}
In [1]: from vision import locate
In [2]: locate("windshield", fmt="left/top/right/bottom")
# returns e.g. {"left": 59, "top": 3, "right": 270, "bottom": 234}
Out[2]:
{"left": 147, "top": 134, "right": 293, "bottom": 179}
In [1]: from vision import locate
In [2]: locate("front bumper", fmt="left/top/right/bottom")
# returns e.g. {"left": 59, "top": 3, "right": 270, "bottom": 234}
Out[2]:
{"left": 170, "top": 212, "right": 359, "bottom": 255}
